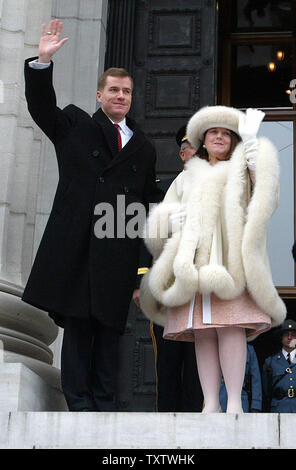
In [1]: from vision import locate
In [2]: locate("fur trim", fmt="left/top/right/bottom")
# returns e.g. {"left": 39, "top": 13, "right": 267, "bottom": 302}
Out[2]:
{"left": 139, "top": 271, "right": 166, "bottom": 326}
{"left": 186, "top": 157, "right": 245, "bottom": 298}
{"left": 198, "top": 140, "right": 248, "bottom": 299}
{"left": 144, "top": 201, "right": 182, "bottom": 259}
{"left": 187, "top": 106, "right": 244, "bottom": 149}
{"left": 242, "top": 137, "right": 286, "bottom": 327}
{"left": 220, "top": 141, "right": 248, "bottom": 297}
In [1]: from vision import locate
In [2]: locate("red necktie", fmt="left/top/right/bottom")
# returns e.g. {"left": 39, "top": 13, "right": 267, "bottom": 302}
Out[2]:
{"left": 114, "top": 124, "right": 122, "bottom": 152}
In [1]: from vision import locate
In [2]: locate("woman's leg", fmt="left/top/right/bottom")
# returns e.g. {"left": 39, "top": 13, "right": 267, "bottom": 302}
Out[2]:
{"left": 217, "top": 327, "right": 247, "bottom": 414}
{"left": 194, "top": 328, "right": 222, "bottom": 413}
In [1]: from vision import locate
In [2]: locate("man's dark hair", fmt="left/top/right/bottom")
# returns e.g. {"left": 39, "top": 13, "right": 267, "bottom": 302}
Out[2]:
{"left": 97, "top": 67, "right": 133, "bottom": 91}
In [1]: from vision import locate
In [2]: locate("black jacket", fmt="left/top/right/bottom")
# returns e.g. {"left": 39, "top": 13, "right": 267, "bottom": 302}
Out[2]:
{"left": 22, "top": 58, "right": 159, "bottom": 333}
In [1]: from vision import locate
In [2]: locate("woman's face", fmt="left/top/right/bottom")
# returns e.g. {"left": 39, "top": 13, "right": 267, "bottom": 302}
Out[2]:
{"left": 204, "top": 127, "right": 232, "bottom": 164}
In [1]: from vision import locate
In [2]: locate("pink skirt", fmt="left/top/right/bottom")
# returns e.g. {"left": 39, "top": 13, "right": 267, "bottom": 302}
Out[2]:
{"left": 163, "top": 290, "right": 271, "bottom": 342}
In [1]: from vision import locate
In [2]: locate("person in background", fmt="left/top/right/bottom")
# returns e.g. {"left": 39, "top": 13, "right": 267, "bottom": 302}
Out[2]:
{"left": 262, "top": 319, "right": 296, "bottom": 412}
{"left": 220, "top": 344, "right": 262, "bottom": 412}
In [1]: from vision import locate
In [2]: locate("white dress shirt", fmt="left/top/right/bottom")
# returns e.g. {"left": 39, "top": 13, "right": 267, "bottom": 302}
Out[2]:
{"left": 29, "top": 59, "right": 51, "bottom": 69}
{"left": 110, "top": 118, "right": 133, "bottom": 148}
{"left": 282, "top": 348, "right": 296, "bottom": 363}
{"left": 29, "top": 59, "right": 134, "bottom": 147}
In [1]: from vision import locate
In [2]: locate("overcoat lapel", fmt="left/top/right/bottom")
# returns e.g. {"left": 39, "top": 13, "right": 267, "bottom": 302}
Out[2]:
{"left": 92, "top": 108, "right": 118, "bottom": 158}
{"left": 92, "top": 109, "right": 146, "bottom": 170}
{"left": 108, "top": 128, "right": 147, "bottom": 169}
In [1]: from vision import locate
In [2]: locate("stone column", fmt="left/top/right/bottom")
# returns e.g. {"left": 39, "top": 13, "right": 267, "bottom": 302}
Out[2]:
{"left": 0, "top": 0, "right": 108, "bottom": 410}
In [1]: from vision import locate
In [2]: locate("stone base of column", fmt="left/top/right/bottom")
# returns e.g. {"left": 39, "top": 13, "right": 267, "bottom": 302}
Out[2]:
{"left": 0, "top": 284, "right": 66, "bottom": 410}
{"left": 0, "top": 363, "right": 68, "bottom": 411}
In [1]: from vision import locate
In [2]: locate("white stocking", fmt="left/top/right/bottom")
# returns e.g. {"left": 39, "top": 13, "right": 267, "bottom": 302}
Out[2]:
{"left": 194, "top": 328, "right": 222, "bottom": 413}
{"left": 217, "top": 327, "right": 247, "bottom": 414}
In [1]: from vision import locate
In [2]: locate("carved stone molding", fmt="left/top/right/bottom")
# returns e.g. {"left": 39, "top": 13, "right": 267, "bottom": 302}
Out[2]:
{"left": 0, "top": 284, "right": 63, "bottom": 393}
{"left": 0, "top": 289, "right": 58, "bottom": 364}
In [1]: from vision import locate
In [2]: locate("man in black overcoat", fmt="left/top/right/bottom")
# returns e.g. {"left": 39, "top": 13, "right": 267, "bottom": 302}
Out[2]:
{"left": 22, "top": 19, "right": 160, "bottom": 411}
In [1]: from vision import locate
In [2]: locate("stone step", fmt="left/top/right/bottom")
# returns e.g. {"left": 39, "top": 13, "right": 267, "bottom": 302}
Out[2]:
{"left": 0, "top": 410, "right": 294, "bottom": 449}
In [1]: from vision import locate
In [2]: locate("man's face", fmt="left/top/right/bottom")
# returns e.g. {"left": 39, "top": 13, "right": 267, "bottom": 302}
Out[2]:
{"left": 282, "top": 330, "right": 296, "bottom": 352}
{"left": 96, "top": 75, "right": 132, "bottom": 123}
{"left": 179, "top": 142, "right": 196, "bottom": 163}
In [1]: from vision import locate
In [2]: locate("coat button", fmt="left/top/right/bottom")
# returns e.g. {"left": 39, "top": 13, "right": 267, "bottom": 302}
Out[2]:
{"left": 124, "top": 186, "right": 129, "bottom": 193}
{"left": 132, "top": 164, "right": 137, "bottom": 172}
{"left": 92, "top": 150, "right": 100, "bottom": 157}
{"left": 99, "top": 176, "right": 105, "bottom": 183}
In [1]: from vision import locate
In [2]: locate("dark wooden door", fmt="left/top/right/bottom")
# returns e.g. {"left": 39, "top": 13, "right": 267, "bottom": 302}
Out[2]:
{"left": 105, "top": 0, "right": 217, "bottom": 411}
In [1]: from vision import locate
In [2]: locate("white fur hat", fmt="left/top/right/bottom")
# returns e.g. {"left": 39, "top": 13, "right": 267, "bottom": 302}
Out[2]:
{"left": 186, "top": 105, "right": 244, "bottom": 149}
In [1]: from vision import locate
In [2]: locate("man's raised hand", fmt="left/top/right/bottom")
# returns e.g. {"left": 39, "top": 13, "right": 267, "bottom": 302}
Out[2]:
{"left": 38, "top": 19, "right": 69, "bottom": 63}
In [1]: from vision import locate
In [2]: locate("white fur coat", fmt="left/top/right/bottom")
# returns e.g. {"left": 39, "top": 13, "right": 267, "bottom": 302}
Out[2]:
{"left": 140, "top": 137, "right": 286, "bottom": 329}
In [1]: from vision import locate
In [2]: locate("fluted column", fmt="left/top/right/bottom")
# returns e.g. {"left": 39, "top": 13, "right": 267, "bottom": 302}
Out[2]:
{"left": 0, "top": 0, "right": 61, "bottom": 390}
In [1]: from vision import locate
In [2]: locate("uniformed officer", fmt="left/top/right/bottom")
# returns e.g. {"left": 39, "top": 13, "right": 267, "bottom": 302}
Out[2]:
{"left": 262, "top": 319, "right": 296, "bottom": 412}
{"left": 220, "top": 344, "right": 262, "bottom": 412}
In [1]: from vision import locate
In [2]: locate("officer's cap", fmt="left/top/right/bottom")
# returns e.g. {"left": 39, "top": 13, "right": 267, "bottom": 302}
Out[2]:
{"left": 280, "top": 319, "right": 296, "bottom": 335}
{"left": 176, "top": 125, "right": 189, "bottom": 147}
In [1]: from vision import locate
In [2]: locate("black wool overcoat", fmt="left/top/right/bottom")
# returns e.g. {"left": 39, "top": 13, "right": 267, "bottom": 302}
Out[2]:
{"left": 22, "top": 58, "right": 159, "bottom": 333}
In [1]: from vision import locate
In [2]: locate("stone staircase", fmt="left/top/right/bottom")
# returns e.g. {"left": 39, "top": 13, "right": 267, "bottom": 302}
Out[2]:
{"left": 0, "top": 410, "right": 295, "bottom": 449}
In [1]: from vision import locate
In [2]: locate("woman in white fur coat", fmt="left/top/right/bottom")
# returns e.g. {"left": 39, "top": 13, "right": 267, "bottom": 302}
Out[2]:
{"left": 140, "top": 106, "right": 286, "bottom": 414}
